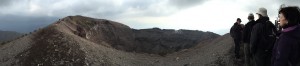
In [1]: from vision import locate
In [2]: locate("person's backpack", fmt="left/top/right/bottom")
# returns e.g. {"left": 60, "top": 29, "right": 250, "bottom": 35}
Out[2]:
{"left": 230, "top": 24, "right": 236, "bottom": 38}
{"left": 230, "top": 26, "right": 234, "bottom": 37}
{"left": 260, "top": 21, "right": 277, "bottom": 52}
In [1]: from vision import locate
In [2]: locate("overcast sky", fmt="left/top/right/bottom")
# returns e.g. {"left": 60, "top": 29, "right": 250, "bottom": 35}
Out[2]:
{"left": 0, "top": 0, "right": 299, "bottom": 35}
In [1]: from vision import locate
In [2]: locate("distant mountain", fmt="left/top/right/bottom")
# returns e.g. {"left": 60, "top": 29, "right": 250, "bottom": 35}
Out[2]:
{"left": 0, "top": 30, "right": 22, "bottom": 43}
{"left": 134, "top": 28, "right": 219, "bottom": 55}
{"left": 0, "top": 15, "right": 236, "bottom": 66}
{"left": 0, "top": 15, "right": 58, "bottom": 33}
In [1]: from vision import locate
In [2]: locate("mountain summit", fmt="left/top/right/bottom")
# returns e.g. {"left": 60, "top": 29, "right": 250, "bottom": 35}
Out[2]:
{"left": 0, "top": 15, "right": 235, "bottom": 66}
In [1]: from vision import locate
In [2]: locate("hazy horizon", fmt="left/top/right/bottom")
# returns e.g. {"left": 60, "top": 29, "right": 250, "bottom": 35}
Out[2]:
{"left": 0, "top": 0, "right": 300, "bottom": 35}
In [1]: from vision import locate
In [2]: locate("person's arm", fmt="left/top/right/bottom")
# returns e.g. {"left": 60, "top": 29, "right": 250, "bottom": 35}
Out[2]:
{"left": 269, "top": 21, "right": 278, "bottom": 35}
{"left": 272, "top": 23, "right": 279, "bottom": 36}
{"left": 250, "top": 23, "right": 262, "bottom": 54}
{"left": 230, "top": 25, "right": 235, "bottom": 38}
{"left": 243, "top": 24, "right": 250, "bottom": 42}
{"left": 273, "top": 37, "right": 294, "bottom": 66}
{"left": 268, "top": 22, "right": 278, "bottom": 51}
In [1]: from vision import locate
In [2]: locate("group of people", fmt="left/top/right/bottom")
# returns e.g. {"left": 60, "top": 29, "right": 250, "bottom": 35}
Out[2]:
{"left": 230, "top": 6, "right": 300, "bottom": 66}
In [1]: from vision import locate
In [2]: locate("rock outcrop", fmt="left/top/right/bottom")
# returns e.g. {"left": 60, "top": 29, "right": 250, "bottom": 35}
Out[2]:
{"left": 58, "top": 15, "right": 220, "bottom": 55}
{"left": 59, "top": 16, "right": 137, "bottom": 51}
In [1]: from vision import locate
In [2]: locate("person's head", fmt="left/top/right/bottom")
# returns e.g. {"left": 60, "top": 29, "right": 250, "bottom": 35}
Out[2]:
{"left": 256, "top": 7, "right": 268, "bottom": 18}
{"left": 279, "top": 6, "right": 300, "bottom": 28}
{"left": 248, "top": 13, "right": 254, "bottom": 20}
{"left": 236, "top": 18, "right": 241, "bottom": 24}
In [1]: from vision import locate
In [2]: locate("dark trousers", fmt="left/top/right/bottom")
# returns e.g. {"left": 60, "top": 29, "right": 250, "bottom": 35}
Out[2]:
{"left": 254, "top": 50, "right": 272, "bottom": 66}
{"left": 234, "top": 38, "right": 241, "bottom": 58}
{"left": 244, "top": 43, "right": 253, "bottom": 66}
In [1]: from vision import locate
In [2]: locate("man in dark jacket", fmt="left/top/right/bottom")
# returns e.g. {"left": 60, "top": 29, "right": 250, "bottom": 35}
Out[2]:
{"left": 243, "top": 13, "right": 257, "bottom": 66}
{"left": 230, "top": 18, "right": 243, "bottom": 59}
{"left": 250, "top": 7, "right": 277, "bottom": 66}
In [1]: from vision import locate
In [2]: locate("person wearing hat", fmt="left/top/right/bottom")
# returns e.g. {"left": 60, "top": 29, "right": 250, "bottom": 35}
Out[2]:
{"left": 243, "top": 13, "right": 257, "bottom": 66}
{"left": 250, "top": 7, "right": 277, "bottom": 66}
{"left": 230, "top": 18, "right": 244, "bottom": 59}
{"left": 272, "top": 6, "right": 300, "bottom": 66}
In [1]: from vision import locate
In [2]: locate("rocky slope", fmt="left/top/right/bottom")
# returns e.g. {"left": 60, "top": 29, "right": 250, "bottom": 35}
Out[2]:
{"left": 0, "top": 30, "right": 22, "bottom": 43}
{"left": 134, "top": 28, "right": 219, "bottom": 55}
{"left": 0, "top": 15, "right": 235, "bottom": 66}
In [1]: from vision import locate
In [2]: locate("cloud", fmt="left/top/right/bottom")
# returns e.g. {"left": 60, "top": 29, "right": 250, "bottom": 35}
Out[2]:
{"left": 1, "top": 0, "right": 300, "bottom": 35}
{"left": 240, "top": 0, "right": 300, "bottom": 21}
{"left": 0, "top": 0, "right": 14, "bottom": 7}
{"left": 6, "top": 0, "right": 177, "bottom": 19}
{"left": 0, "top": 0, "right": 180, "bottom": 33}
{"left": 281, "top": 0, "right": 300, "bottom": 6}
{"left": 168, "top": 0, "right": 207, "bottom": 9}
{"left": 0, "top": 0, "right": 201, "bottom": 19}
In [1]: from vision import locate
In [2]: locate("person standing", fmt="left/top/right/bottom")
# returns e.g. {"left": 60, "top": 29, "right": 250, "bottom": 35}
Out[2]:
{"left": 230, "top": 18, "right": 244, "bottom": 59}
{"left": 272, "top": 6, "right": 300, "bottom": 66}
{"left": 250, "top": 7, "right": 277, "bottom": 66}
{"left": 243, "top": 13, "right": 257, "bottom": 66}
